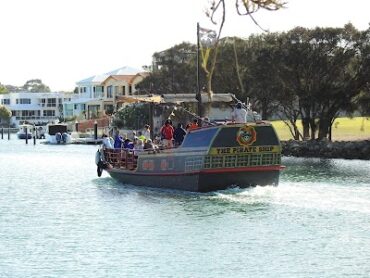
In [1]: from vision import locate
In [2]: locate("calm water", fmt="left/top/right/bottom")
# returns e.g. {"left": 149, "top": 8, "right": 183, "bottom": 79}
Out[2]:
{"left": 1, "top": 137, "right": 370, "bottom": 278}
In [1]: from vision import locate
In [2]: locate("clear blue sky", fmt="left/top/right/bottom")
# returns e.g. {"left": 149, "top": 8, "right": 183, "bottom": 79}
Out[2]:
{"left": 0, "top": 0, "right": 369, "bottom": 91}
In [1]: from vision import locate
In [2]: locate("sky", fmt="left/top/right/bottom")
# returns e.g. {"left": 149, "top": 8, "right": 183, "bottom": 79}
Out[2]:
{"left": 0, "top": 0, "right": 369, "bottom": 92}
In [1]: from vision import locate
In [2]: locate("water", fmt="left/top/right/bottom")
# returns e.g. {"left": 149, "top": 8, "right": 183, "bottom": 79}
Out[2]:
{"left": 1, "top": 137, "right": 370, "bottom": 278}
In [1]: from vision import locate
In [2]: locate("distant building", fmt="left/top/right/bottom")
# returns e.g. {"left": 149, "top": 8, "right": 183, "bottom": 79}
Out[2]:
{"left": 63, "top": 66, "right": 148, "bottom": 120}
{"left": 0, "top": 91, "right": 72, "bottom": 127}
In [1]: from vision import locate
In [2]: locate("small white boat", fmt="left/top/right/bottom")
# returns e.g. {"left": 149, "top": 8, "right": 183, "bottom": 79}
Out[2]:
{"left": 17, "top": 124, "right": 34, "bottom": 139}
{"left": 45, "top": 123, "right": 73, "bottom": 144}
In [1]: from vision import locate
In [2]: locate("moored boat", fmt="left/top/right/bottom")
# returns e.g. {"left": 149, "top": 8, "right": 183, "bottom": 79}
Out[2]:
{"left": 17, "top": 124, "right": 34, "bottom": 139}
{"left": 45, "top": 123, "right": 73, "bottom": 144}
{"left": 96, "top": 122, "right": 284, "bottom": 192}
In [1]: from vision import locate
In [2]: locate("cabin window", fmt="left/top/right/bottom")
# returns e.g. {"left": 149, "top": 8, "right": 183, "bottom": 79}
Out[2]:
{"left": 181, "top": 128, "right": 218, "bottom": 148}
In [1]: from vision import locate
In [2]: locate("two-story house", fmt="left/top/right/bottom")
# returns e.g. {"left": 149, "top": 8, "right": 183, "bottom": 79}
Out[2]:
{"left": 64, "top": 66, "right": 148, "bottom": 120}
{"left": 0, "top": 91, "right": 72, "bottom": 127}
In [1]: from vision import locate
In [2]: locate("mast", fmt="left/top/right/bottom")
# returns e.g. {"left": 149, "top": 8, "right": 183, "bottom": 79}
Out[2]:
{"left": 196, "top": 22, "right": 203, "bottom": 117}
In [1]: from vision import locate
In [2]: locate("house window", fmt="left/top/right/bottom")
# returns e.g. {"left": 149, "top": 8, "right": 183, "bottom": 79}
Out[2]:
{"left": 74, "top": 104, "right": 78, "bottom": 110}
{"left": 47, "top": 98, "right": 56, "bottom": 107}
{"left": 43, "top": 110, "right": 55, "bottom": 117}
{"left": 1, "top": 99, "right": 10, "bottom": 105}
{"left": 122, "top": 86, "right": 126, "bottom": 95}
{"left": 107, "top": 86, "right": 113, "bottom": 98}
{"left": 129, "top": 85, "right": 132, "bottom": 95}
{"left": 16, "top": 98, "right": 31, "bottom": 104}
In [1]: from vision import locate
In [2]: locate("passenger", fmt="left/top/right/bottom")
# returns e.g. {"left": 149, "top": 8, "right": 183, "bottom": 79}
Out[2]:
{"left": 187, "top": 119, "right": 199, "bottom": 131}
{"left": 173, "top": 123, "right": 187, "bottom": 146}
{"left": 160, "top": 119, "right": 174, "bottom": 148}
{"left": 144, "top": 138, "right": 159, "bottom": 152}
{"left": 114, "top": 130, "right": 124, "bottom": 149}
{"left": 232, "top": 102, "right": 247, "bottom": 123}
{"left": 142, "top": 124, "right": 151, "bottom": 140}
{"left": 102, "top": 134, "right": 113, "bottom": 149}
{"left": 134, "top": 139, "right": 144, "bottom": 156}
{"left": 137, "top": 131, "right": 146, "bottom": 142}
{"left": 123, "top": 138, "right": 134, "bottom": 150}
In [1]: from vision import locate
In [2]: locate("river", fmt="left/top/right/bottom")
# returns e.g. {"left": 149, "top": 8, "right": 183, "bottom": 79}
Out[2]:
{"left": 1, "top": 137, "right": 370, "bottom": 277}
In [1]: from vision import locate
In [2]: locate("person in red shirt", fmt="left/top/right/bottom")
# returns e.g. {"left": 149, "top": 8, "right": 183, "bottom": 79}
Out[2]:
{"left": 187, "top": 118, "right": 199, "bottom": 131}
{"left": 160, "top": 119, "right": 174, "bottom": 148}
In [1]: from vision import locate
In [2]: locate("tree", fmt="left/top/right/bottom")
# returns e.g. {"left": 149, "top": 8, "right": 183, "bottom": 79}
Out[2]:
{"left": 137, "top": 42, "right": 200, "bottom": 95}
{"left": 112, "top": 104, "right": 149, "bottom": 130}
{"left": 0, "top": 83, "right": 8, "bottom": 94}
{"left": 23, "top": 79, "right": 50, "bottom": 92}
{"left": 0, "top": 105, "right": 12, "bottom": 124}
{"left": 203, "top": 0, "right": 285, "bottom": 99}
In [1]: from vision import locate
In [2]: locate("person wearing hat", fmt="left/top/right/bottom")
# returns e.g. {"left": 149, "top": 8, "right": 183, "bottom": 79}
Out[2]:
{"left": 232, "top": 102, "right": 247, "bottom": 123}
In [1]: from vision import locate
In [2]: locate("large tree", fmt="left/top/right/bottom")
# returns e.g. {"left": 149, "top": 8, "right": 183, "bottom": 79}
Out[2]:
{"left": 23, "top": 79, "right": 50, "bottom": 92}
{"left": 137, "top": 42, "right": 200, "bottom": 95}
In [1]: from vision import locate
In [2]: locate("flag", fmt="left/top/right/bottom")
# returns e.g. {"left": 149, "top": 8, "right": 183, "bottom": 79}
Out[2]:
{"left": 198, "top": 26, "right": 217, "bottom": 69}
{"left": 198, "top": 26, "right": 217, "bottom": 48}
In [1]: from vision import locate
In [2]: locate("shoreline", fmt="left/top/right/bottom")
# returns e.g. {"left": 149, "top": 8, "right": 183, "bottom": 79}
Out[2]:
{"left": 281, "top": 140, "right": 370, "bottom": 160}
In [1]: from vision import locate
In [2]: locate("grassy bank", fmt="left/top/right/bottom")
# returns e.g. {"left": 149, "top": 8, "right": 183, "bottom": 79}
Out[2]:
{"left": 271, "top": 117, "right": 370, "bottom": 141}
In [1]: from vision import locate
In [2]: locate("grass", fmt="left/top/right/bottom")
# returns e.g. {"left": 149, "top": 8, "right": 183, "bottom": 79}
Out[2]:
{"left": 271, "top": 116, "right": 370, "bottom": 141}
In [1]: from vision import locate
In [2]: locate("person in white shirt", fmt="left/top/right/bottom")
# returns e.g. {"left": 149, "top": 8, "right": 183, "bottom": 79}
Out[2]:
{"left": 102, "top": 134, "right": 113, "bottom": 149}
{"left": 142, "top": 124, "right": 151, "bottom": 140}
{"left": 232, "top": 102, "right": 247, "bottom": 123}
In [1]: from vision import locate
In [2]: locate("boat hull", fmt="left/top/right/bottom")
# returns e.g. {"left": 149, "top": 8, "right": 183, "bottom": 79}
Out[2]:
{"left": 17, "top": 133, "right": 32, "bottom": 139}
{"left": 106, "top": 167, "right": 280, "bottom": 192}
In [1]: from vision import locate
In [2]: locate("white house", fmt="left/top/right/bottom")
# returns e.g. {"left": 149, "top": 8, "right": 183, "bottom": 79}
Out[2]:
{"left": 0, "top": 91, "right": 73, "bottom": 127}
{"left": 64, "top": 66, "right": 148, "bottom": 120}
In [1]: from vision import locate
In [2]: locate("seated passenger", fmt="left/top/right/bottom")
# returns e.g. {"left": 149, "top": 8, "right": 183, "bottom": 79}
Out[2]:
{"left": 114, "top": 131, "right": 124, "bottom": 149}
{"left": 187, "top": 119, "right": 199, "bottom": 131}
{"left": 102, "top": 134, "right": 113, "bottom": 149}
{"left": 134, "top": 139, "right": 144, "bottom": 156}
{"left": 123, "top": 138, "right": 134, "bottom": 150}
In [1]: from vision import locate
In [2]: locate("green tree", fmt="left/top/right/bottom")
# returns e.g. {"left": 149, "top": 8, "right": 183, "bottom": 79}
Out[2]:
{"left": 0, "top": 83, "right": 8, "bottom": 94}
{"left": 112, "top": 104, "right": 149, "bottom": 130}
{"left": 0, "top": 105, "right": 12, "bottom": 124}
{"left": 203, "top": 0, "right": 285, "bottom": 100}
{"left": 23, "top": 79, "right": 50, "bottom": 92}
{"left": 137, "top": 42, "right": 199, "bottom": 95}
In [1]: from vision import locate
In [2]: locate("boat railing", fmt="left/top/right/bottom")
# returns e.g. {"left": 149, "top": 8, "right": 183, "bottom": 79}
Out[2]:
{"left": 102, "top": 145, "right": 207, "bottom": 170}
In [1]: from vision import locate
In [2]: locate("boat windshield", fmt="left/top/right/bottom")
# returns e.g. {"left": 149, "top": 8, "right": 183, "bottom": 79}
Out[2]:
{"left": 181, "top": 128, "right": 218, "bottom": 148}
{"left": 48, "top": 125, "right": 67, "bottom": 135}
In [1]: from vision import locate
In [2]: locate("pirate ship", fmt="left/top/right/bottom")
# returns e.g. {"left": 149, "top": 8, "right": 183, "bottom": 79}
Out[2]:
{"left": 96, "top": 122, "right": 284, "bottom": 192}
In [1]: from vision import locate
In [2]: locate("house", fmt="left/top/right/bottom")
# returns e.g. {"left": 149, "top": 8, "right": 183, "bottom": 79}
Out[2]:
{"left": 63, "top": 66, "right": 148, "bottom": 120}
{"left": 0, "top": 91, "right": 72, "bottom": 127}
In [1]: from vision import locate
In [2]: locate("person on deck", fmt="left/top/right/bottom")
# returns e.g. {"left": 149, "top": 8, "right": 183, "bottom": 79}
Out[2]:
{"left": 102, "top": 134, "right": 113, "bottom": 149}
{"left": 123, "top": 138, "right": 134, "bottom": 150}
{"left": 114, "top": 131, "right": 124, "bottom": 149}
{"left": 232, "top": 102, "right": 247, "bottom": 123}
{"left": 160, "top": 119, "right": 174, "bottom": 148}
{"left": 187, "top": 119, "right": 199, "bottom": 131}
{"left": 142, "top": 124, "right": 151, "bottom": 140}
{"left": 173, "top": 123, "right": 187, "bottom": 146}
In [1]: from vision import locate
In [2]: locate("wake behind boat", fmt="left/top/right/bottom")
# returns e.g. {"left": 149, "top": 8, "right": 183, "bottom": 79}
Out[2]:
{"left": 96, "top": 122, "right": 284, "bottom": 192}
